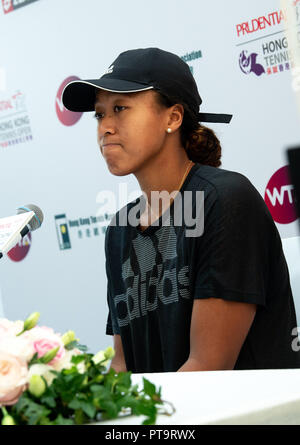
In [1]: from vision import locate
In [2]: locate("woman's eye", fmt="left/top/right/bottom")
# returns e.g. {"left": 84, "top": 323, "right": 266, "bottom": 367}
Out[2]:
{"left": 94, "top": 112, "right": 103, "bottom": 120}
{"left": 93, "top": 106, "right": 125, "bottom": 120}
{"left": 114, "top": 105, "right": 125, "bottom": 112}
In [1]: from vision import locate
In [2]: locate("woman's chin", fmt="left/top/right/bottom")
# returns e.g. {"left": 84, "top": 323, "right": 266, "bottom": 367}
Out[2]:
{"left": 106, "top": 163, "right": 132, "bottom": 177}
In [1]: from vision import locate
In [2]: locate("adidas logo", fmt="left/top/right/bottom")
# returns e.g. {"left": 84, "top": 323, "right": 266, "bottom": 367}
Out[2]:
{"left": 103, "top": 65, "right": 114, "bottom": 75}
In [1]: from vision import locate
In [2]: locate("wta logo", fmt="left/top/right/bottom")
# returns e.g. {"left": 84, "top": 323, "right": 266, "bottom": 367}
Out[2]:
{"left": 56, "top": 76, "right": 83, "bottom": 126}
{"left": 2, "top": 0, "right": 39, "bottom": 14}
{"left": 264, "top": 166, "right": 297, "bottom": 224}
{"left": 2, "top": 0, "right": 13, "bottom": 13}
{"left": 7, "top": 233, "right": 31, "bottom": 262}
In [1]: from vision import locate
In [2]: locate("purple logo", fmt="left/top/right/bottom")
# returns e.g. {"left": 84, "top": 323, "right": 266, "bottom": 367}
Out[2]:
{"left": 239, "top": 50, "right": 265, "bottom": 76}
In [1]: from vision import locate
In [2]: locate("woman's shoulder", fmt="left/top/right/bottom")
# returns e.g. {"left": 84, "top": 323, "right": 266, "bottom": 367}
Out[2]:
{"left": 190, "top": 163, "right": 269, "bottom": 219}
{"left": 192, "top": 163, "right": 260, "bottom": 197}
{"left": 193, "top": 163, "right": 251, "bottom": 184}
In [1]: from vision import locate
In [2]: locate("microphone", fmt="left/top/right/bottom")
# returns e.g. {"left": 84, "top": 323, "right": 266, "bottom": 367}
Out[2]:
{"left": 0, "top": 204, "right": 44, "bottom": 259}
{"left": 17, "top": 204, "right": 44, "bottom": 234}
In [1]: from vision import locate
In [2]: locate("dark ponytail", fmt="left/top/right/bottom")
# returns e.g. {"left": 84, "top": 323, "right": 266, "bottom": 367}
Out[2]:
{"left": 155, "top": 91, "right": 222, "bottom": 168}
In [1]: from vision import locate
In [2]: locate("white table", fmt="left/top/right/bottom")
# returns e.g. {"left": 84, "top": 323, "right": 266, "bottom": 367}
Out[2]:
{"left": 93, "top": 369, "right": 300, "bottom": 425}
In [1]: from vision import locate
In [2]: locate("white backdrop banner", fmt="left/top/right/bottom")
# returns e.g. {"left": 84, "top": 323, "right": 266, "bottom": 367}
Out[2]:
{"left": 0, "top": 0, "right": 299, "bottom": 353}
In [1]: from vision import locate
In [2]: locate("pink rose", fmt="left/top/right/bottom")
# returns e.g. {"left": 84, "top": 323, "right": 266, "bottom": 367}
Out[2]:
{"left": 33, "top": 339, "right": 65, "bottom": 364}
{"left": 23, "top": 326, "right": 66, "bottom": 364}
{"left": 27, "top": 327, "right": 65, "bottom": 364}
{"left": 0, "top": 352, "right": 28, "bottom": 406}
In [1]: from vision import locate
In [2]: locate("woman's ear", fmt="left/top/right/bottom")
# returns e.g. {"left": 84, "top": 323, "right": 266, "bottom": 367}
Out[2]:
{"left": 167, "top": 104, "right": 184, "bottom": 132}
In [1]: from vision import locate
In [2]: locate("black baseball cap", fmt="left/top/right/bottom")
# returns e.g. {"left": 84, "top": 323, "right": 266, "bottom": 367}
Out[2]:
{"left": 62, "top": 47, "right": 232, "bottom": 124}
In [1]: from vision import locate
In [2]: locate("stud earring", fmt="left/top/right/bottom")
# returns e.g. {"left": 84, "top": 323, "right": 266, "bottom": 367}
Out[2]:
{"left": 167, "top": 128, "right": 172, "bottom": 133}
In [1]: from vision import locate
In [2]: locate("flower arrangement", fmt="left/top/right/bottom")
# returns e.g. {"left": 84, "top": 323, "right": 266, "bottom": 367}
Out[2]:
{"left": 0, "top": 312, "right": 174, "bottom": 425}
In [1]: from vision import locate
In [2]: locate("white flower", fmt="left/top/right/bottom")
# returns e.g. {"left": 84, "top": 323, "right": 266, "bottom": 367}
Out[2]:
{"left": 28, "top": 364, "right": 56, "bottom": 386}
{"left": 51, "top": 349, "right": 85, "bottom": 374}
{"left": 92, "top": 350, "right": 109, "bottom": 367}
{"left": 0, "top": 319, "right": 24, "bottom": 339}
{"left": 0, "top": 336, "right": 35, "bottom": 362}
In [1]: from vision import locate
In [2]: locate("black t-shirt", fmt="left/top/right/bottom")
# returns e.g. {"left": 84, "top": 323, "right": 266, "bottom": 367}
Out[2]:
{"left": 105, "top": 163, "right": 300, "bottom": 372}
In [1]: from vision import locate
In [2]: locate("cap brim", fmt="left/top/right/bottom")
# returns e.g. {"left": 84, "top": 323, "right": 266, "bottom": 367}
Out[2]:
{"left": 62, "top": 78, "right": 154, "bottom": 112}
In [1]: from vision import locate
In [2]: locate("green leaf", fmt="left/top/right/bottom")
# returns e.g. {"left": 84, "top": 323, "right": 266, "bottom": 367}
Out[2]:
{"left": 40, "top": 395, "right": 56, "bottom": 409}
{"left": 90, "top": 385, "right": 111, "bottom": 401}
{"left": 68, "top": 399, "right": 81, "bottom": 410}
{"left": 71, "top": 355, "right": 86, "bottom": 365}
{"left": 28, "top": 352, "right": 39, "bottom": 366}
{"left": 115, "top": 385, "right": 130, "bottom": 394}
{"left": 90, "top": 384, "right": 105, "bottom": 393}
{"left": 49, "top": 370, "right": 60, "bottom": 378}
{"left": 64, "top": 340, "right": 78, "bottom": 351}
{"left": 39, "top": 384, "right": 57, "bottom": 408}
{"left": 100, "top": 400, "right": 119, "bottom": 419}
{"left": 138, "top": 402, "right": 157, "bottom": 425}
{"left": 65, "top": 340, "right": 88, "bottom": 352}
{"left": 131, "top": 384, "right": 139, "bottom": 396}
{"left": 54, "top": 414, "right": 75, "bottom": 425}
{"left": 81, "top": 402, "right": 96, "bottom": 419}
{"left": 13, "top": 393, "right": 51, "bottom": 425}
{"left": 68, "top": 396, "right": 96, "bottom": 419}
{"left": 50, "top": 372, "right": 87, "bottom": 404}
{"left": 115, "top": 394, "right": 138, "bottom": 412}
{"left": 63, "top": 366, "right": 79, "bottom": 375}
{"left": 74, "top": 409, "right": 87, "bottom": 425}
{"left": 77, "top": 343, "right": 89, "bottom": 352}
{"left": 77, "top": 344, "right": 88, "bottom": 352}
{"left": 142, "top": 415, "right": 156, "bottom": 426}
{"left": 116, "top": 372, "right": 132, "bottom": 389}
{"left": 143, "top": 378, "right": 156, "bottom": 397}
{"left": 37, "top": 416, "right": 54, "bottom": 425}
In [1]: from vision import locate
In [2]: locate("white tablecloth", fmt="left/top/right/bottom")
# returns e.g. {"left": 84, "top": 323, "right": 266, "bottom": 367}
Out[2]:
{"left": 93, "top": 369, "right": 300, "bottom": 425}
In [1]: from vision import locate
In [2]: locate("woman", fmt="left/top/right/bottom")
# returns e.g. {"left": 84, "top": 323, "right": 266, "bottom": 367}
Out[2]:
{"left": 62, "top": 47, "right": 300, "bottom": 373}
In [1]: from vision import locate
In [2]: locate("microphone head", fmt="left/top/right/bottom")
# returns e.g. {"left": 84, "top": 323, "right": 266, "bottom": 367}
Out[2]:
{"left": 17, "top": 204, "right": 44, "bottom": 231}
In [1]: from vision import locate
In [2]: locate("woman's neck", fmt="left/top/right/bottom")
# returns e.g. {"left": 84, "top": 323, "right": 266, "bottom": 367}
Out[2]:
{"left": 134, "top": 147, "right": 195, "bottom": 229}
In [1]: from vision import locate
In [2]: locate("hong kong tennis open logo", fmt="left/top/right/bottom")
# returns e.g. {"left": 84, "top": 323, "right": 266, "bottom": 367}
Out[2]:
{"left": 236, "top": 6, "right": 300, "bottom": 77}
{"left": 56, "top": 76, "right": 83, "bottom": 126}
{"left": 7, "top": 233, "right": 31, "bottom": 262}
{"left": 239, "top": 51, "right": 265, "bottom": 76}
{"left": 264, "top": 166, "right": 297, "bottom": 224}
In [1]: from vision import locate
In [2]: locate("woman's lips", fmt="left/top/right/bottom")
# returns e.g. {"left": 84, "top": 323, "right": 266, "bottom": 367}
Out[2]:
{"left": 102, "top": 144, "right": 121, "bottom": 156}
{"left": 103, "top": 143, "right": 121, "bottom": 150}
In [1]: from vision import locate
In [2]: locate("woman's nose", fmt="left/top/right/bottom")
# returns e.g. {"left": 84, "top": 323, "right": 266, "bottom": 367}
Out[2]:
{"left": 97, "top": 114, "right": 116, "bottom": 137}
